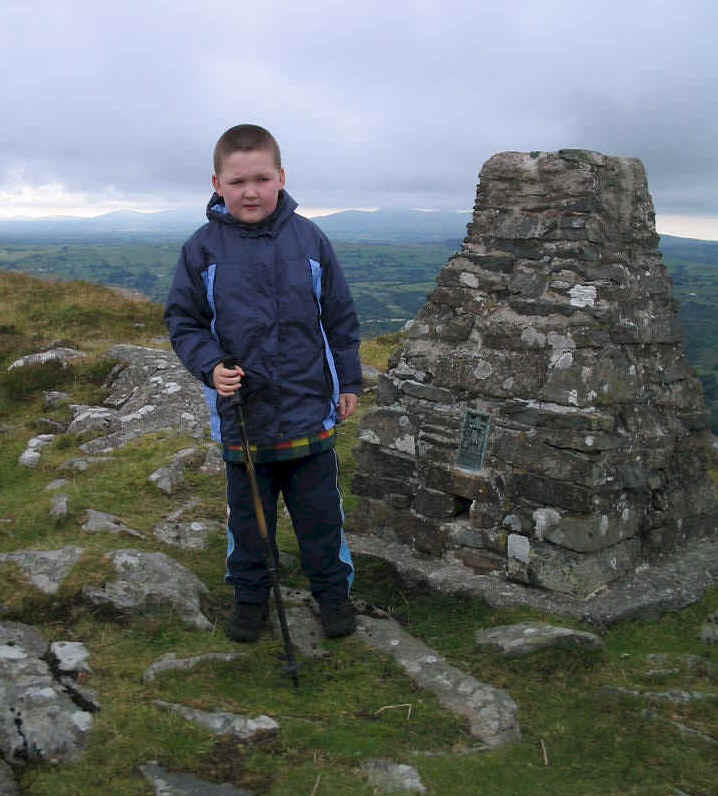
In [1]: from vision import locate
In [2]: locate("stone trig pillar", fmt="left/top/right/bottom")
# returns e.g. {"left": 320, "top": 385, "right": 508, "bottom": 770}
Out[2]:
{"left": 351, "top": 149, "right": 717, "bottom": 598}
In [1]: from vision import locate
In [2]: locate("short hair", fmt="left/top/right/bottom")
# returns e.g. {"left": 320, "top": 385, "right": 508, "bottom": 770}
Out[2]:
{"left": 213, "top": 124, "right": 282, "bottom": 174}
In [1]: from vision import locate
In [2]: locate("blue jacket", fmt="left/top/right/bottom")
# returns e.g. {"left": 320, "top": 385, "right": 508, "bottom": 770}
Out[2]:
{"left": 164, "top": 191, "right": 361, "bottom": 450}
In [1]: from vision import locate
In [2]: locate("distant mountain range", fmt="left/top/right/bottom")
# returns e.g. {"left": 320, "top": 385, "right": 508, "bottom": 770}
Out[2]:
{"left": 3, "top": 206, "right": 717, "bottom": 250}
{"left": 0, "top": 207, "right": 471, "bottom": 244}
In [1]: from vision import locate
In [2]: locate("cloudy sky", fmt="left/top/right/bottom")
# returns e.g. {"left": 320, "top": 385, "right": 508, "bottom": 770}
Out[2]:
{"left": 2, "top": 0, "right": 717, "bottom": 238}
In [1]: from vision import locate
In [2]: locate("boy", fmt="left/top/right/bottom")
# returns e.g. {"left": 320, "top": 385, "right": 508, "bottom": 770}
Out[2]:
{"left": 165, "top": 124, "right": 361, "bottom": 642}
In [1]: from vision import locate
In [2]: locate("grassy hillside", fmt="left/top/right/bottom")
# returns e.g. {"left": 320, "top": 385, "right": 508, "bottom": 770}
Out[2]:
{"left": 1, "top": 271, "right": 717, "bottom": 794}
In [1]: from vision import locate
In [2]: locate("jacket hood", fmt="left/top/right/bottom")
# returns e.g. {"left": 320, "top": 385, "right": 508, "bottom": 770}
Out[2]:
{"left": 206, "top": 189, "right": 298, "bottom": 237}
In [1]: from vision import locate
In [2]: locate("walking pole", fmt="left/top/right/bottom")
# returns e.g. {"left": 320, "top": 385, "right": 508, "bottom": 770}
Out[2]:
{"left": 227, "top": 363, "right": 300, "bottom": 688}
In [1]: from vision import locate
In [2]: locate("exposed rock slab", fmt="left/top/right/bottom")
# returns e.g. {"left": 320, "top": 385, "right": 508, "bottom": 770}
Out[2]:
{"left": 0, "top": 621, "right": 93, "bottom": 765}
{"left": 82, "top": 549, "right": 211, "bottom": 630}
{"left": 357, "top": 615, "right": 519, "bottom": 747}
{"left": 475, "top": 622, "right": 603, "bottom": 656}
{"left": 360, "top": 759, "right": 426, "bottom": 793}
{"left": 8, "top": 348, "right": 84, "bottom": 371}
{"left": 45, "top": 478, "right": 69, "bottom": 491}
{"left": 18, "top": 434, "right": 55, "bottom": 467}
{"left": 81, "top": 509, "right": 145, "bottom": 539}
{"left": 604, "top": 686, "right": 718, "bottom": 704}
{"left": 50, "top": 641, "right": 91, "bottom": 675}
{"left": 78, "top": 345, "right": 209, "bottom": 453}
{"left": 0, "top": 547, "right": 85, "bottom": 595}
{"left": 142, "top": 652, "right": 244, "bottom": 683}
{"left": 58, "top": 456, "right": 112, "bottom": 472}
{"left": 149, "top": 447, "right": 205, "bottom": 495}
{"left": 351, "top": 533, "right": 718, "bottom": 625}
{"left": 267, "top": 589, "right": 330, "bottom": 659}
{"left": 153, "top": 499, "right": 224, "bottom": 550}
{"left": 49, "top": 493, "right": 68, "bottom": 519}
{"left": 140, "top": 762, "right": 253, "bottom": 795}
{"left": 153, "top": 701, "right": 278, "bottom": 740}
{"left": 67, "top": 406, "right": 115, "bottom": 435}
{"left": 43, "top": 390, "right": 70, "bottom": 408}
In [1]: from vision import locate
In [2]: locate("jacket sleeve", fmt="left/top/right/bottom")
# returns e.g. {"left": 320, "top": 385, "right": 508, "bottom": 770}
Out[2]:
{"left": 164, "top": 240, "right": 227, "bottom": 387}
{"left": 319, "top": 233, "right": 362, "bottom": 394}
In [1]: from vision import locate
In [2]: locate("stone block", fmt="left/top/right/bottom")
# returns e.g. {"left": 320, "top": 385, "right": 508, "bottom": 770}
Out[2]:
{"left": 454, "top": 548, "right": 505, "bottom": 574}
{"left": 357, "top": 406, "right": 416, "bottom": 455}
{"left": 507, "top": 534, "right": 642, "bottom": 597}
{"left": 376, "top": 373, "right": 400, "bottom": 405}
{"left": 542, "top": 502, "right": 641, "bottom": 553}
{"left": 513, "top": 473, "right": 592, "bottom": 513}
{"left": 413, "top": 488, "right": 470, "bottom": 519}
{"left": 391, "top": 510, "right": 447, "bottom": 556}
{"left": 353, "top": 443, "right": 416, "bottom": 480}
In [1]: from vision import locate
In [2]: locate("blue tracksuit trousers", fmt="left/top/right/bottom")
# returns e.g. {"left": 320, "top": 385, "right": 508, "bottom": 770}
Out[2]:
{"left": 225, "top": 449, "right": 354, "bottom": 604}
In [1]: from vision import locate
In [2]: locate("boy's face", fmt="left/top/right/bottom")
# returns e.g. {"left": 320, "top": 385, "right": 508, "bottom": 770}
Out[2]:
{"left": 212, "top": 148, "right": 285, "bottom": 224}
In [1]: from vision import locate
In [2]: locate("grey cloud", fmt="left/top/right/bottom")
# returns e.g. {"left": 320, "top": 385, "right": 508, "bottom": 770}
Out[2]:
{"left": 2, "top": 0, "right": 717, "bottom": 218}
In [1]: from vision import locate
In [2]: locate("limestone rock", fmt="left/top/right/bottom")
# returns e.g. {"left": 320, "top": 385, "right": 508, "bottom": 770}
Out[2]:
{"left": 357, "top": 615, "right": 519, "bottom": 747}
{"left": 8, "top": 348, "right": 84, "bottom": 371}
{"left": 45, "top": 478, "right": 69, "bottom": 491}
{"left": 82, "top": 549, "right": 211, "bottom": 630}
{"left": 153, "top": 700, "right": 278, "bottom": 740}
{"left": 201, "top": 444, "right": 224, "bottom": 473}
{"left": 149, "top": 446, "right": 203, "bottom": 494}
{"left": 475, "top": 622, "right": 603, "bottom": 656}
{"left": 0, "top": 547, "right": 85, "bottom": 594}
{"left": 139, "top": 762, "right": 253, "bottom": 795}
{"left": 59, "top": 456, "right": 112, "bottom": 472}
{"left": 77, "top": 345, "right": 209, "bottom": 453}
{"left": 81, "top": 509, "right": 144, "bottom": 538}
{"left": 49, "top": 493, "right": 69, "bottom": 519}
{"left": 0, "top": 621, "right": 92, "bottom": 765}
{"left": 352, "top": 149, "right": 718, "bottom": 602}
{"left": 142, "top": 651, "right": 244, "bottom": 683}
{"left": 153, "top": 500, "right": 223, "bottom": 550}
{"left": 351, "top": 533, "right": 718, "bottom": 626}
{"left": 67, "top": 406, "right": 115, "bottom": 435}
{"left": 18, "top": 434, "right": 54, "bottom": 467}
{"left": 50, "top": 641, "right": 91, "bottom": 675}
{"left": 266, "top": 588, "right": 331, "bottom": 660}
{"left": 360, "top": 759, "right": 426, "bottom": 793}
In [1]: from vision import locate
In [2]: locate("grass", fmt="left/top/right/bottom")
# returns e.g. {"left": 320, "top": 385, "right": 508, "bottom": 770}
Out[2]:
{"left": 2, "top": 270, "right": 718, "bottom": 795}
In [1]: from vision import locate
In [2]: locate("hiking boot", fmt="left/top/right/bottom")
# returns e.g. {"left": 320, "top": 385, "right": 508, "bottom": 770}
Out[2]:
{"left": 318, "top": 597, "right": 357, "bottom": 638}
{"left": 226, "top": 601, "right": 269, "bottom": 642}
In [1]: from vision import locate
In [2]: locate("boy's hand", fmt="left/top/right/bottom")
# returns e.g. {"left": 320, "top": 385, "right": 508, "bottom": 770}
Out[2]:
{"left": 337, "top": 393, "right": 358, "bottom": 421}
{"left": 213, "top": 362, "right": 245, "bottom": 397}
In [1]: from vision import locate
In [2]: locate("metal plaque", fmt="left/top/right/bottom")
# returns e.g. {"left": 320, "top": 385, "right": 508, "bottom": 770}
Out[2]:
{"left": 456, "top": 410, "right": 491, "bottom": 471}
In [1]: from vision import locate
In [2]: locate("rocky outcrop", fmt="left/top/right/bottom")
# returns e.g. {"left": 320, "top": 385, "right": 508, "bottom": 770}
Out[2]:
{"left": 0, "top": 547, "right": 85, "bottom": 595}
{"left": 0, "top": 622, "right": 93, "bottom": 766}
{"left": 8, "top": 348, "right": 85, "bottom": 371}
{"left": 475, "top": 622, "right": 603, "bottom": 656}
{"left": 352, "top": 149, "right": 718, "bottom": 600}
{"left": 357, "top": 615, "right": 520, "bottom": 747}
{"left": 82, "top": 549, "right": 211, "bottom": 630}
{"left": 152, "top": 701, "right": 278, "bottom": 740}
{"left": 139, "top": 763, "right": 254, "bottom": 796}
{"left": 76, "top": 344, "right": 209, "bottom": 453}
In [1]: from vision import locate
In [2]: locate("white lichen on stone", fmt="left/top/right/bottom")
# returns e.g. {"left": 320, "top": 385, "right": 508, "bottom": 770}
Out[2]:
{"left": 473, "top": 360, "right": 493, "bottom": 379}
{"left": 569, "top": 284, "right": 597, "bottom": 307}
{"left": 393, "top": 434, "right": 416, "bottom": 455}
